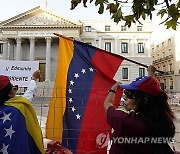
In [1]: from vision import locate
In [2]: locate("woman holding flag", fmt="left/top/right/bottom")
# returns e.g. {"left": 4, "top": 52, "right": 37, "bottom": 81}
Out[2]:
{"left": 104, "top": 66, "right": 175, "bottom": 154}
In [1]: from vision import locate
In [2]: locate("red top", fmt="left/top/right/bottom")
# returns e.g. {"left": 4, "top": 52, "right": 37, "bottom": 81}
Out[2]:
{"left": 107, "top": 106, "right": 153, "bottom": 154}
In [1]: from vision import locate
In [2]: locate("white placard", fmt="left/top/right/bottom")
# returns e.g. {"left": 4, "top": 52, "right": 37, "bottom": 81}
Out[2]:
{"left": 0, "top": 60, "right": 39, "bottom": 87}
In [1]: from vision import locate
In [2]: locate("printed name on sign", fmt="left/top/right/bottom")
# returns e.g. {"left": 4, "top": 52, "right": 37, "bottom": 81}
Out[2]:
{"left": 11, "top": 66, "right": 31, "bottom": 71}
{"left": 9, "top": 76, "right": 29, "bottom": 81}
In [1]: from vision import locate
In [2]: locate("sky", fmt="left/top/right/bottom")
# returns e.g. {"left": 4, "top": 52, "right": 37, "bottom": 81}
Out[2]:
{"left": 0, "top": 0, "right": 111, "bottom": 21}
{"left": 0, "top": 0, "right": 177, "bottom": 44}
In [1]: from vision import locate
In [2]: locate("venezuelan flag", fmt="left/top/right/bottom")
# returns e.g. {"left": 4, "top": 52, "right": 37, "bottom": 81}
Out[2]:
{"left": 0, "top": 96, "right": 44, "bottom": 154}
{"left": 46, "top": 35, "right": 124, "bottom": 153}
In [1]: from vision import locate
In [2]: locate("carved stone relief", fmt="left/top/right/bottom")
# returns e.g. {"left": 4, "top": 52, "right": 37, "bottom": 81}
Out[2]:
{"left": 15, "top": 12, "right": 67, "bottom": 26}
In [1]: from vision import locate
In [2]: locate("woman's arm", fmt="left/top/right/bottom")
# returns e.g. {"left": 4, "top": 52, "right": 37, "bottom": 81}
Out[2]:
{"left": 104, "top": 82, "right": 121, "bottom": 111}
{"left": 23, "top": 70, "right": 40, "bottom": 102}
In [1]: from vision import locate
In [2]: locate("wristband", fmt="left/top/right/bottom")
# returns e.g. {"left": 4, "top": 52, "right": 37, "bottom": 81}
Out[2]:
{"left": 108, "top": 89, "right": 116, "bottom": 93}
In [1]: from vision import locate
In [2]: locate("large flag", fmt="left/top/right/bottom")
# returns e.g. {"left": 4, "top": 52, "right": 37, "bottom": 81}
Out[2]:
{"left": 46, "top": 35, "right": 124, "bottom": 153}
{"left": 0, "top": 96, "right": 44, "bottom": 154}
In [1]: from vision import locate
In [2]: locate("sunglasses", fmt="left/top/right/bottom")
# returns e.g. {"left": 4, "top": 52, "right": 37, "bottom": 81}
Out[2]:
{"left": 12, "top": 85, "right": 18, "bottom": 91}
{"left": 124, "top": 90, "right": 136, "bottom": 99}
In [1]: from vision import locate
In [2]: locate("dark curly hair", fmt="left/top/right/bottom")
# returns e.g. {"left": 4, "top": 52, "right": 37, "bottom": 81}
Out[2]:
{"left": 129, "top": 90, "right": 175, "bottom": 138}
{"left": 0, "top": 83, "right": 12, "bottom": 105}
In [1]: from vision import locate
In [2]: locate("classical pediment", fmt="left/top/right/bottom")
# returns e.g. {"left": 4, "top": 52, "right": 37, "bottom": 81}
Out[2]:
{"left": 0, "top": 6, "right": 82, "bottom": 28}
{"left": 15, "top": 12, "right": 72, "bottom": 26}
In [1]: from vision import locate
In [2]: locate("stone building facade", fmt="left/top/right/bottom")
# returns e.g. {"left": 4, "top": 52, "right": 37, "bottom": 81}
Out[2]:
{"left": 0, "top": 6, "right": 153, "bottom": 86}
{"left": 152, "top": 31, "right": 180, "bottom": 92}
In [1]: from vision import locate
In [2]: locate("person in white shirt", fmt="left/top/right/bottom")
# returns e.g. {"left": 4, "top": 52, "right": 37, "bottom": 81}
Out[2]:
{"left": 23, "top": 70, "right": 40, "bottom": 102}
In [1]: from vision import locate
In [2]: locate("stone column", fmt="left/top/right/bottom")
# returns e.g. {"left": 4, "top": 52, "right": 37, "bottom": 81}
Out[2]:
{"left": 29, "top": 37, "right": 35, "bottom": 61}
{"left": 93, "top": 38, "right": 97, "bottom": 47}
{"left": 2, "top": 38, "right": 8, "bottom": 60}
{"left": 132, "top": 36, "right": 136, "bottom": 56}
{"left": 98, "top": 36, "right": 102, "bottom": 49}
{"left": 7, "top": 42, "right": 11, "bottom": 60}
{"left": 114, "top": 37, "right": 118, "bottom": 54}
{"left": 15, "top": 38, "right": 22, "bottom": 61}
{"left": 147, "top": 37, "right": 151, "bottom": 57}
{"left": 45, "top": 37, "right": 51, "bottom": 81}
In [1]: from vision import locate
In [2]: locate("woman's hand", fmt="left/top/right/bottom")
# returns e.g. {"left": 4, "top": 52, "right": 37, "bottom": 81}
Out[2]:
{"left": 147, "top": 65, "right": 156, "bottom": 76}
{"left": 104, "top": 82, "right": 121, "bottom": 111}
{"left": 32, "top": 70, "right": 40, "bottom": 81}
{"left": 111, "top": 82, "right": 121, "bottom": 92}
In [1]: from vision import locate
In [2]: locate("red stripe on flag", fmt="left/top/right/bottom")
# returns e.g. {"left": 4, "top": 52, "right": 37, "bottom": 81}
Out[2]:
{"left": 76, "top": 49, "right": 124, "bottom": 153}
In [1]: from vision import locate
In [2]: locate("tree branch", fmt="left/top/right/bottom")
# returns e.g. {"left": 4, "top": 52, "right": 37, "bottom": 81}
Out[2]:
{"left": 164, "top": 0, "right": 170, "bottom": 8}
{"left": 157, "top": 1, "right": 165, "bottom": 5}
{"left": 117, "top": 0, "right": 129, "bottom": 3}
{"left": 159, "top": 16, "right": 170, "bottom": 25}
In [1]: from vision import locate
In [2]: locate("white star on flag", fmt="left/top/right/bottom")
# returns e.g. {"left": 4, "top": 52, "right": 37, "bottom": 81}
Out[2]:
{"left": 68, "top": 88, "right": 72, "bottom": 94}
{"left": 72, "top": 106, "right": 76, "bottom": 112}
{"left": 4, "top": 125, "right": 15, "bottom": 139}
{"left": 70, "top": 80, "right": 74, "bottom": 85}
{"left": 76, "top": 114, "right": 81, "bottom": 120}
{"left": 0, "top": 143, "right": 9, "bottom": 154}
{"left": 81, "top": 68, "right": 86, "bottom": 74}
{"left": 74, "top": 73, "right": 79, "bottom": 78}
{"left": 89, "top": 68, "right": 94, "bottom": 72}
{"left": 69, "top": 98, "right": 73, "bottom": 103}
{"left": 0, "top": 112, "right": 11, "bottom": 123}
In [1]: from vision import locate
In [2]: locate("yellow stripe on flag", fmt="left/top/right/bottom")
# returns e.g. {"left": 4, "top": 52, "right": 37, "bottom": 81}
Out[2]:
{"left": 5, "top": 96, "right": 44, "bottom": 154}
{"left": 46, "top": 37, "right": 74, "bottom": 142}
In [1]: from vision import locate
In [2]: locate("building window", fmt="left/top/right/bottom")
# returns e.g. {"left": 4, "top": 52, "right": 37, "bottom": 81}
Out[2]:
{"left": 85, "top": 26, "right": 91, "bottom": 32}
{"left": 39, "top": 63, "right": 45, "bottom": 82}
{"left": 168, "top": 39, "right": 171, "bottom": 45}
{"left": 162, "top": 52, "right": 165, "bottom": 58}
{"left": 105, "top": 42, "right": 111, "bottom": 52}
{"left": 105, "top": 25, "right": 110, "bottom": 31}
{"left": 137, "top": 26, "right": 142, "bottom": 31}
{"left": 121, "top": 42, "right": 128, "bottom": 53}
{"left": 169, "top": 64, "right": 172, "bottom": 72}
{"left": 164, "top": 79, "right": 166, "bottom": 89}
{"left": 0, "top": 43, "right": 3, "bottom": 53}
{"left": 139, "top": 68, "right": 145, "bottom": 77}
{"left": 138, "top": 43, "right": 144, "bottom": 53}
{"left": 163, "top": 65, "right": 166, "bottom": 72}
{"left": 170, "top": 79, "right": 173, "bottom": 89}
{"left": 157, "top": 45, "right": 159, "bottom": 50}
{"left": 152, "top": 47, "right": 154, "bottom": 52}
{"left": 169, "top": 48, "right": 172, "bottom": 55}
{"left": 122, "top": 68, "right": 128, "bottom": 79}
{"left": 162, "top": 42, "right": 164, "bottom": 49}
{"left": 121, "top": 26, "right": 126, "bottom": 31}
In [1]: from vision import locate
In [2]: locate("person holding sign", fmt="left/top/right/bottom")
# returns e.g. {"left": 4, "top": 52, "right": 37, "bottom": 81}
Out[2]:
{"left": 23, "top": 70, "right": 40, "bottom": 102}
{"left": 0, "top": 70, "right": 44, "bottom": 154}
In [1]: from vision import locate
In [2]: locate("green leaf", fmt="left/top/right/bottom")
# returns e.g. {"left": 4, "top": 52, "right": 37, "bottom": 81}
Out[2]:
{"left": 177, "top": 0, "right": 180, "bottom": 8}
{"left": 111, "top": 9, "right": 122, "bottom": 23}
{"left": 165, "top": 19, "right": 177, "bottom": 30}
{"left": 168, "top": 4, "right": 177, "bottom": 17}
{"left": 157, "top": 9, "right": 167, "bottom": 18}
{"left": 141, "top": 12, "right": 146, "bottom": 20}
{"left": 98, "top": 4, "right": 104, "bottom": 14}
{"left": 95, "top": 0, "right": 103, "bottom": 6}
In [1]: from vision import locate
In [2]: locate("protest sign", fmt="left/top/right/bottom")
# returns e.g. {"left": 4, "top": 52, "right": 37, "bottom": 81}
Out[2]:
{"left": 0, "top": 60, "right": 39, "bottom": 87}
